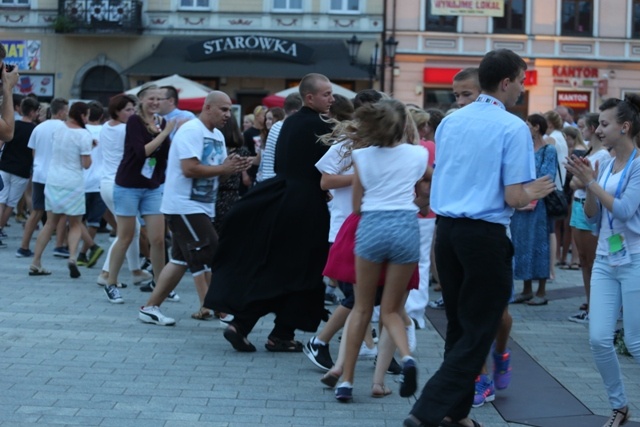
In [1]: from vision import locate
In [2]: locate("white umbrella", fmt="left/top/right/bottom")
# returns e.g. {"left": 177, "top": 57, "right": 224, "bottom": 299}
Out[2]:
{"left": 263, "top": 83, "right": 357, "bottom": 107}
{"left": 125, "top": 74, "right": 213, "bottom": 111}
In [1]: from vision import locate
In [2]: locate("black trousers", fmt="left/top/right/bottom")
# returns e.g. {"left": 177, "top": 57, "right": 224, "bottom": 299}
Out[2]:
{"left": 411, "top": 217, "right": 513, "bottom": 425}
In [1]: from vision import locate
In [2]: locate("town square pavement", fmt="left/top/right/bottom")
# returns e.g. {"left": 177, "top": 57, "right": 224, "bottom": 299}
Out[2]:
{"left": 0, "top": 220, "right": 639, "bottom": 426}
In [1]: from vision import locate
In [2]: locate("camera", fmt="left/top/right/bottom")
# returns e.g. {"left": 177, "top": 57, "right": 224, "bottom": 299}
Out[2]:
{"left": 5, "top": 64, "right": 14, "bottom": 73}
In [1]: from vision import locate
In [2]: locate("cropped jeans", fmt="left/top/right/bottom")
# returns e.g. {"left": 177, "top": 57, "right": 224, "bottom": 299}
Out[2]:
{"left": 590, "top": 254, "right": 640, "bottom": 410}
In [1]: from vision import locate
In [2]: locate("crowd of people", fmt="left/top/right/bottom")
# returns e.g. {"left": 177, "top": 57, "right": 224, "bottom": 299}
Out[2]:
{"left": 1, "top": 42, "right": 639, "bottom": 427}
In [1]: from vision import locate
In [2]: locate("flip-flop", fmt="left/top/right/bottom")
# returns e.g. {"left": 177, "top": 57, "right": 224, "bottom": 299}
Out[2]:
{"left": 569, "top": 263, "right": 581, "bottom": 270}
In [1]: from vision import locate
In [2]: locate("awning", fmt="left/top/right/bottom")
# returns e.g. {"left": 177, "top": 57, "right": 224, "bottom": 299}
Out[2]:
{"left": 124, "top": 37, "right": 371, "bottom": 80}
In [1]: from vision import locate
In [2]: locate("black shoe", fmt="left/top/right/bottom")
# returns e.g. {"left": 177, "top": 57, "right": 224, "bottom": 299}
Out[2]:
{"left": 303, "top": 337, "right": 333, "bottom": 371}
{"left": 68, "top": 262, "right": 81, "bottom": 279}
{"left": 399, "top": 358, "right": 417, "bottom": 397}
{"left": 324, "top": 293, "right": 339, "bottom": 305}
{"left": 140, "top": 281, "right": 154, "bottom": 292}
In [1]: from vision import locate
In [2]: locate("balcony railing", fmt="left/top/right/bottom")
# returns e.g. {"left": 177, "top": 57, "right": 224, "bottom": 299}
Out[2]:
{"left": 56, "top": 0, "right": 142, "bottom": 34}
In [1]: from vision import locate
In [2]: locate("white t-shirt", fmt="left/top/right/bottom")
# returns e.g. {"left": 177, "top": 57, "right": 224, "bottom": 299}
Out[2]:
{"left": 315, "top": 140, "right": 353, "bottom": 242}
{"left": 574, "top": 148, "right": 611, "bottom": 199}
{"left": 352, "top": 143, "right": 428, "bottom": 212}
{"left": 99, "top": 122, "right": 127, "bottom": 183}
{"left": 161, "top": 119, "right": 227, "bottom": 217}
{"left": 548, "top": 129, "right": 568, "bottom": 188}
{"left": 83, "top": 123, "right": 102, "bottom": 192}
{"left": 46, "top": 125, "right": 93, "bottom": 189}
{"left": 28, "top": 119, "right": 65, "bottom": 184}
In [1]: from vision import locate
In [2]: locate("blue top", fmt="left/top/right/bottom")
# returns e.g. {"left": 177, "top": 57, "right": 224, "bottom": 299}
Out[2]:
{"left": 430, "top": 95, "right": 535, "bottom": 226}
{"left": 163, "top": 108, "right": 196, "bottom": 139}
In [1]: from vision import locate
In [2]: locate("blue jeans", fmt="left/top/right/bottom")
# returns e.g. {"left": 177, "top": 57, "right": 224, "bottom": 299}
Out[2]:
{"left": 590, "top": 254, "right": 640, "bottom": 409}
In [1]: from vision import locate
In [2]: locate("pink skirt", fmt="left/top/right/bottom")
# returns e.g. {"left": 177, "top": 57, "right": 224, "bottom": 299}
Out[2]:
{"left": 324, "top": 213, "right": 419, "bottom": 290}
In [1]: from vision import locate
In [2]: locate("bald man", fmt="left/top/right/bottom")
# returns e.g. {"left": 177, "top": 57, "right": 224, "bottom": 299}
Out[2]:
{"left": 138, "top": 91, "right": 252, "bottom": 325}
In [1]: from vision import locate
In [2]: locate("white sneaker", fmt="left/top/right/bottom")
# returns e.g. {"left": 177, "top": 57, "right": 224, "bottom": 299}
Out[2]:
{"left": 406, "top": 321, "right": 417, "bottom": 353}
{"left": 358, "top": 342, "right": 378, "bottom": 359}
{"left": 139, "top": 306, "right": 176, "bottom": 326}
{"left": 132, "top": 270, "right": 153, "bottom": 285}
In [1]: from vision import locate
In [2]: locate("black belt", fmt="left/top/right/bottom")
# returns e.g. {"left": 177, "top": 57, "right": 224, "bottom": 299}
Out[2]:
{"left": 574, "top": 197, "right": 586, "bottom": 203}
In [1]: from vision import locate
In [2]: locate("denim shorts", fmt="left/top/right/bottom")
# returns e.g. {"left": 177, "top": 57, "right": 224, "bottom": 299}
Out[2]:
{"left": 113, "top": 184, "right": 163, "bottom": 217}
{"left": 355, "top": 210, "right": 420, "bottom": 264}
{"left": 569, "top": 198, "right": 594, "bottom": 231}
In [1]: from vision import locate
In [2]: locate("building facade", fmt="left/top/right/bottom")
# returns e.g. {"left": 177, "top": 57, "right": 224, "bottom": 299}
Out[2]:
{"left": 388, "top": 0, "right": 640, "bottom": 118}
{"left": 0, "top": 0, "right": 383, "bottom": 113}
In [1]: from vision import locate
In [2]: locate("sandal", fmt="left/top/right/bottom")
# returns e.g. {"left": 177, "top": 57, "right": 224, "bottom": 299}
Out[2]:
{"left": 191, "top": 307, "right": 213, "bottom": 320}
{"left": 604, "top": 407, "right": 630, "bottom": 427}
{"left": 371, "top": 383, "right": 392, "bottom": 398}
{"left": 569, "top": 263, "right": 581, "bottom": 270}
{"left": 527, "top": 296, "right": 549, "bottom": 306}
{"left": 321, "top": 370, "right": 341, "bottom": 388}
{"left": 265, "top": 337, "right": 303, "bottom": 352}
{"left": 29, "top": 265, "right": 51, "bottom": 276}
{"left": 223, "top": 325, "right": 256, "bottom": 352}
{"left": 512, "top": 292, "right": 533, "bottom": 304}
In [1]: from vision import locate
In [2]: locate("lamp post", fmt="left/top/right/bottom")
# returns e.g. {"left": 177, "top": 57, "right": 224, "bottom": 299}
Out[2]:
{"left": 384, "top": 36, "right": 399, "bottom": 96}
{"left": 346, "top": 35, "right": 398, "bottom": 92}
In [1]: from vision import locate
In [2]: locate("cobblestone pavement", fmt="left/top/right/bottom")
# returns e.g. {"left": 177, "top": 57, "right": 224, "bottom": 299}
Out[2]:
{"left": 0, "top": 219, "right": 639, "bottom": 426}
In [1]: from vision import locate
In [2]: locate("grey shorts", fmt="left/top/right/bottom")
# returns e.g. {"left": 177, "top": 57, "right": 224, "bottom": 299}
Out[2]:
{"left": 355, "top": 210, "right": 420, "bottom": 264}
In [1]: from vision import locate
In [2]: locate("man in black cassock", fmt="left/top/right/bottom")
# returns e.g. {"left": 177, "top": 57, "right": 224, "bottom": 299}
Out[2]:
{"left": 204, "top": 73, "right": 335, "bottom": 352}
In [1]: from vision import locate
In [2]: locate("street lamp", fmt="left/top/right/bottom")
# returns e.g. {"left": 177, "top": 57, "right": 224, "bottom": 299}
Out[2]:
{"left": 346, "top": 35, "right": 379, "bottom": 89}
{"left": 346, "top": 35, "right": 398, "bottom": 92}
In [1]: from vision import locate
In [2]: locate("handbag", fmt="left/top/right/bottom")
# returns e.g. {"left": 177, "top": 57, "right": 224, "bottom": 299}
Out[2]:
{"left": 539, "top": 146, "right": 568, "bottom": 219}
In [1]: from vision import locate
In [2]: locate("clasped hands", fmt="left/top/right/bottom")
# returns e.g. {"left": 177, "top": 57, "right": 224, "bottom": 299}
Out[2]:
{"left": 224, "top": 153, "right": 254, "bottom": 174}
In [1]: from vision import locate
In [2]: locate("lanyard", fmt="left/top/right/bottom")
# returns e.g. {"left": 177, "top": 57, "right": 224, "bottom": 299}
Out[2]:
{"left": 475, "top": 95, "right": 505, "bottom": 110}
{"left": 602, "top": 149, "right": 637, "bottom": 231}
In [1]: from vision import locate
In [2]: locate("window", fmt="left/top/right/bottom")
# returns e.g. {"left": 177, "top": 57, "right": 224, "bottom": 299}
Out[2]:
{"left": 633, "top": 0, "right": 640, "bottom": 38}
{"left": 425, "top": 1, "right": 457, "bottom": 32}
{"left": 330, "top": 0, "right": 359, "bottom": 12}
{"left": 493, "top": 0, "right": 525, "bottom": 34}
{"left": 561, "top": 0, "right": 593, "bottom": 36}
{"left": 273, "top": 0, "right": 302, "bottom": 10}
{"left": 180, "top": 0, "right": 209, "bottom": 7}
{"left": 0, "top": 0, "right": 29, "bottom": 5}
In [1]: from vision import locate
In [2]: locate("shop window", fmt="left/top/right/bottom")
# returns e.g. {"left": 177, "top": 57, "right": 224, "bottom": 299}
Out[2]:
{"left": 81, "top": 66, "right": 123, "bottom": 107}
{"left": 273, "top": 0, "right": 302, "bottom": 11}
{"left": 493, "top": 0, "right": 525, "bottom": 34}
{"left": 0, "top": 0, "right": 29, "bottom": 5}
{"left": 561, "top": 0, "right": 593, "bottom": 36}
{"left": 633, "top": 0, "right": 640, "bottom": 38}
{"left": 179, "top": 0, "right": 209, "bottom": 7}
{"left": 330, "top": 0, "right": 359, "bottom": 12}
{"left": 425, "top": 1, "right": 457, "bottom": 32}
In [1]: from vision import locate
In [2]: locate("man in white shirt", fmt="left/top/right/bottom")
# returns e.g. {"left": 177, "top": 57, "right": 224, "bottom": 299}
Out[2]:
{"left": 137, "top": 91, "right": 252, "bottom": 325}
{"left": 16, "top": 98, "right": 69, "bottom": 258}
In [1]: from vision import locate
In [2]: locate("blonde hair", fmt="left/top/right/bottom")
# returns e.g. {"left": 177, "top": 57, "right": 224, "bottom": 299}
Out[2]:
{"left": 319, "top": 99, "right": 414, "bottom": 171}
{"left": 544, "top": 110, "right": 564, "bottom": 130}
{"left": 135, "top": 84, "right": 161, "bottom": 134}
{"left": 407, "top": 106, "right": 430, "bottom": 132}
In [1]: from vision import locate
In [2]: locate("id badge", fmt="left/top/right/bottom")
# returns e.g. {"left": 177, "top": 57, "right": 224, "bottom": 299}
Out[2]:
{"left": 608, "top": 233, "right": 631, "bottom": 266}
{"left": 141, "top": 157, "right": 156, "bottom": 179}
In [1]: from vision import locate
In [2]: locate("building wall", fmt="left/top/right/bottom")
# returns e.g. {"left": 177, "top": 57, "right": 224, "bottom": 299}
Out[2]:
{"left": 387, "top": 0, "right": 640, "bottom": 116}
{"left": 0, "top": 0, "right": 383, "bottom": 103}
